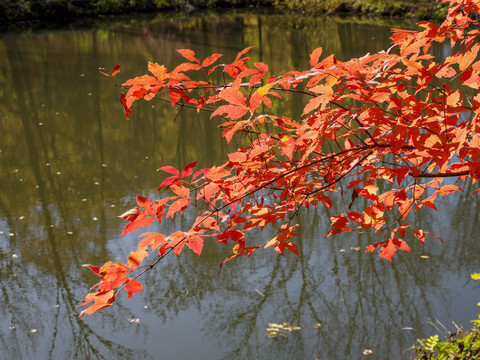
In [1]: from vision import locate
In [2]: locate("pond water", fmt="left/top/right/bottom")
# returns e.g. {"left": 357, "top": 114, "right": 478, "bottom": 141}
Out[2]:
{"left": 0, "top": 10, "right": 479, "bottom": 360}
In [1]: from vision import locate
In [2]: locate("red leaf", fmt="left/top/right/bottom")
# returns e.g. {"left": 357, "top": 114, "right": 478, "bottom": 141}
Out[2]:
{"left": 274, "top": 241, "right": 299, "bottom": 255}
{"left": 392, "top": 238, "right": 411, "bottom": 252}
{"left": 158, "top": 166, "right": 180, "bottom": 175}
{"left": 228, "top": 151, "right": 248, "bottom": 163}
{"left": 192, "top": 169, "right": 206, "bottom": 179}
{"left": 182, "top": 161, "right": 198, "bottom": 177}
{"left": 412, "top": 229, "right": 425, "bottom": 244}
{"left": 136, "top": 195, "right": 152, "bottom": 209}
{"left": 121, "top": 217, "right": 154, "bottom": 236}
{"left": 326, "top": 215, "right": 351, "bottom": 237}
{"left": 158, "top": 176, "right": 181, "bottom": 190}
{"left": 219, "top": 246, "right": 257, "bottom": 272}
{"left": 112, "top": 64, "right": 120, "bottom": 76}
{"left": 118, "top": 207, "right": 140, "bottom": 222}
{"left": 125, "top": 279, "right": 143, "bottom": 299}
{"left": 255, "top": 62, "right": 268, "bottom": 74}
{"left": 186, "top": 236, "right": 204, "bottom": 256}
{"left": 120, "top": 93, "right": 131, "bottom": 119}
{"left": 167, "top": 231, "right": 187, "bottom": 256}
{"left": 85, "top": 265, "right": 101, "bottom": 276}
{"left": 365, "top": 242, "right": 383, "bottom": 253}
{"left": 168, "top": 87, "right": 185, "bottom": 105}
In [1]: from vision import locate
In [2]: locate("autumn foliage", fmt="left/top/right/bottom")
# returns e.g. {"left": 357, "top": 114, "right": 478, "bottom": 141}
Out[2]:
{"left": 79, "top": 0, "right": 480, "bottom": 317}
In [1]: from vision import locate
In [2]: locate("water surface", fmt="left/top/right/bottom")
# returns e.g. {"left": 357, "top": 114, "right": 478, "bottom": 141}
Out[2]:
{"left": 0, "top": 11, "right": 479, "bottom": 360}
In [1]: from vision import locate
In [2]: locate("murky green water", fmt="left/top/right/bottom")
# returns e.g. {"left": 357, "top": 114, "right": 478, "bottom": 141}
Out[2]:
{"left": 0, "top": 10, "right": 479, "bottom": 360}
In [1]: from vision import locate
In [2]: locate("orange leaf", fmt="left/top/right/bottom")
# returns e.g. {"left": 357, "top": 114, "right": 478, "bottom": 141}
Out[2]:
{"left": 202, "top": 53, "right": 223, "bottom": 67}
{"left": 170, "top": 184, "right": 190, "bottom": 198}
{"left": 136, "top": 195, "right": 152, "bottom": 210}
{"left": 127, "top": 247, "right": 148, "bottom": 270}
{"left": 166, "top": 198, "right": 190, "bottom": 218}
{"left": 176, "top": 49, "right": 200, "bottom": 63}
{"left": 432, "top": 185, "right": 462, "bottom": 196}
{"left": 148, "top": 62, "right": 168, "bottom": 81}
{"left": 309, "top": 47, "right": 323, "bottom": 67}
{"left": 205, "top": 167, "right": 230, "bottom": 181}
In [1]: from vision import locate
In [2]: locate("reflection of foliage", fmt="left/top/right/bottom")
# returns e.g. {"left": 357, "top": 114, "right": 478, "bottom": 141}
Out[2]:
{"left": 2, "top": 8, "right": 480, "bottom": 360}
{"left": 273, "top": 0, "right": 447, "bottom": 20}
{"left": 0, "top": 0, "right": 274, "bottom": 25}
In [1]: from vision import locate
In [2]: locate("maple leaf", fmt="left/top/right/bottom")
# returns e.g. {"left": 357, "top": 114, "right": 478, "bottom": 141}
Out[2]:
{"left": 82, "top": 0, "right": 480, "bottom": 316}
{"left": 120, "top": 217, "right": 154, "bottom": 236}
{"left": 182, "top": 161, "right": 198, "bottom": 177}
{"left": 120, "top": 93, "right": 131, "bottom": 119}
{"left": 158, "top": 165, "right": 180, "bottom": 175}
{"left": 158, "top": 176, "right": 182, "bottom": 190}
{"left": 202, "top": 53, "right": 222, "bottom": 68}
{"left": 177, "top": 49, "right": 200, "bottom": 63}
{"left": 78, "top": 290, "right": 115, "bottom": 318}
{"left": 125, "top": 279, "right": 143, "bottom": 299}
{"left": 138, "top": 232, "right": 167, "bottom": 252}
{"left": 309, "top": 47, "right": 323, "bottom": 68}
{"left": 127, "top": 248, "right": 148, "bottom": 270}
{"left": 118, "top": 207, "right": 140, "bottom": 222}
{"left": 186, "top": 235, "right": 204, "bottom": 256}
{"left": 326, "top": 215, "right": 351, "bottom": 237}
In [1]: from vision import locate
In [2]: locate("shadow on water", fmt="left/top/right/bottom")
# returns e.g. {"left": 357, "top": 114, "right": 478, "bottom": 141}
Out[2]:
{"left": 0, "top": 10, "right": 479, "bottom": 360}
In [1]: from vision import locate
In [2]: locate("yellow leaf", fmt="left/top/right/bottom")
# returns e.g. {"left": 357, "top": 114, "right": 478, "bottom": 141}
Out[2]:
{"left": 257, "top": 83, "right": 273, "bottom": 96}
{"left": 364, "top": 184, "right": 378, "bottom": 196}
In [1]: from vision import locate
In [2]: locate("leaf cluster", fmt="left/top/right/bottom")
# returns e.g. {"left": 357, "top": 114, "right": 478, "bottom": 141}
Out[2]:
{"left": 79, "top": 0, "right": 480, "bottom": 317}
{"left": 413, "top": 273, "right": 480, "bottom": 360}
{"left": 414, "top": 328, "right": 480, "bottom": 360}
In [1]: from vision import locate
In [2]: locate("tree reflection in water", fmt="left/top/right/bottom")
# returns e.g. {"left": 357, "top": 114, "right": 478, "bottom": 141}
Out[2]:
{"left": 0, "top": 11, "right": 479, "bottom": 360}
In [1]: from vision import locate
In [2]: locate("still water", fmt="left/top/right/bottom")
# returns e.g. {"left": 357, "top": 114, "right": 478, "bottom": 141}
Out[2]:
{"left": 0, "top": 10, "right": 479, "bottom": 360}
